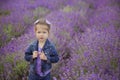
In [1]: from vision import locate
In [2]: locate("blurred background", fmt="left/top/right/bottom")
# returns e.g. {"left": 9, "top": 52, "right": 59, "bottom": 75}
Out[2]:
{"left": 0, "top": 0, "right": 120, "bottom": 80}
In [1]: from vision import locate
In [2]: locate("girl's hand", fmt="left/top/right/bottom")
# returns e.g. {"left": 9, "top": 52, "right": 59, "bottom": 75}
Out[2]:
{"left": 32, "top": 51, "right": 38, "bottom": 59}
{"left": 40, "top": 51, "right": 47, "bottom": 60}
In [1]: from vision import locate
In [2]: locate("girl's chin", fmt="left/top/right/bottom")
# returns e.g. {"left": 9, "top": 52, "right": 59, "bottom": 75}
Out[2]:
{"left": 39, "top": 39, "right": 46, "bottom": 42}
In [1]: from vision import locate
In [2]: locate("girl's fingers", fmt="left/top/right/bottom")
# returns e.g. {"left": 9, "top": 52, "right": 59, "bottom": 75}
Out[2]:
{"left": 34, "top": 51, "right": 38, "bottom": 53}
{"left": 33, "top": 51, "right": 38, "bottom": 54}
{"left": 41, "top": 51, "right": 44, "bottom": 54}
{"left": 41, "top": 51, "right": 44, "bottom": 53}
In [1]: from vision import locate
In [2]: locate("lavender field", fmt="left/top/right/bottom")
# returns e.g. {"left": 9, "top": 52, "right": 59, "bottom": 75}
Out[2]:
{"left": 0, "top": 0, "right": 120, "bottom": 80}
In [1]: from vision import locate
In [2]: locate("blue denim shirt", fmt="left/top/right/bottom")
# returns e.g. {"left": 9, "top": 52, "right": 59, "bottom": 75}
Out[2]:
{"left": 24, "top": 39, "right": 59, "bottom": 74}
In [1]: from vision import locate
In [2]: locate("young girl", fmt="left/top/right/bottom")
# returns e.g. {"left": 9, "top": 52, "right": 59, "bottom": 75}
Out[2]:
{"left": 24, "top": 18, "right": 59, "bottom": 80}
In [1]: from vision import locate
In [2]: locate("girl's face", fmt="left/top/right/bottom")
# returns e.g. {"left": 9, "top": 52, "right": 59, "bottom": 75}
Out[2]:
{"left": 35, "top": 24, "right": 49, "bottom": 42}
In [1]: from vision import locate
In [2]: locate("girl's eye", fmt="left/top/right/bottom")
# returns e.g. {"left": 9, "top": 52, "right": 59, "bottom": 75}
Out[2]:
{"left": 43, "top": 32, "right": 46, "bottom": 33}
{"left": 38, "top": 31, "right": 41, "bottom": 33}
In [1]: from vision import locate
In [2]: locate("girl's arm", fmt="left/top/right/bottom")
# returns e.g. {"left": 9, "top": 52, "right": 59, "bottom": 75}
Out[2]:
{"left": 24, "top": 45, "right": 34, "bottom": 62}
{"left": 46, "top": 46, "right": 59, "bottom": 63}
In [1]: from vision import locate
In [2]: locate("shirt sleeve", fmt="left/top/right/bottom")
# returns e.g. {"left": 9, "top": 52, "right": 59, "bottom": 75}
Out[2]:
{"left": 24, "top": 45, "right": 34, "bottom": 63}
{"left": 47, "top": 45, "right": 59, "bottom": 63}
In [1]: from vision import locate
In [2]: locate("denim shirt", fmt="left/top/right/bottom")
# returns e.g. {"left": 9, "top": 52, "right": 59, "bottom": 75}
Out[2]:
{"left": 24, "top": 39, "right": 59, "bottom": 74}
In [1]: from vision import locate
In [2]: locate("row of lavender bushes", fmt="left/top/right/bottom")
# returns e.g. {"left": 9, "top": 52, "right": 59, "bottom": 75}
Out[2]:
{"left": 48, "top": 0, "right": 120, "bottom": 79}
{"left": 0, "top": 0, "right": 120, "bottom": 80}
{"left": 0, "top": 53, "right": 28, "bottom": 80}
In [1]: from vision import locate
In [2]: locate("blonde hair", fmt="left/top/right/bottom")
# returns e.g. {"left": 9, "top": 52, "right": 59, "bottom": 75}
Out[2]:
{"left": 34, "top": 18, "right": 51, "bottom": 32}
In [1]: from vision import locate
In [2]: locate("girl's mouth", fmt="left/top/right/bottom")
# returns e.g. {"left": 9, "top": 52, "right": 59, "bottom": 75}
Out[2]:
{"left": 40, "top": 37, "right": 44, "bottom": 39}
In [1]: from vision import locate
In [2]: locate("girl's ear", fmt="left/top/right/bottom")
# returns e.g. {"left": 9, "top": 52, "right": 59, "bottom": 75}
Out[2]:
{"left": 34, "top": 26, "right": 36, "bottom": 32}
{"left": 48, "top": 31, "right": 50, "bottom": 36}
{"left": 48, "top": 31, "right": 51, "bottom": 37}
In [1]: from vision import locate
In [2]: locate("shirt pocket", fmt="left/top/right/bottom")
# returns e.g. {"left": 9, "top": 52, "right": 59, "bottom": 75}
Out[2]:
{"left": 44, "top": 49, "right": 50, "bottom": 56}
